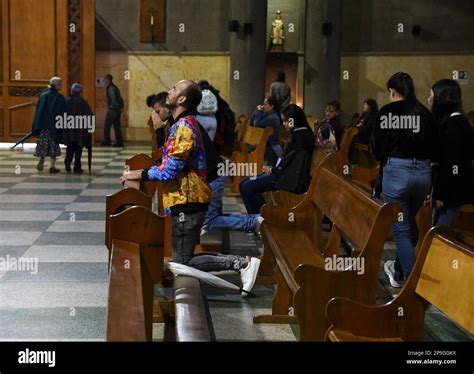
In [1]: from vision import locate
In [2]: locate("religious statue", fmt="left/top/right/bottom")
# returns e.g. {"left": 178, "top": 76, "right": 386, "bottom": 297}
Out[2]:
{"left": 269, "top": 10, "right": 285, "bottom": 52}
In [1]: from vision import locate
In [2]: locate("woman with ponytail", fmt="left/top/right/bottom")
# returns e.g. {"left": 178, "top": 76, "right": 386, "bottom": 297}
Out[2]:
{"left": 371, "top": 72, "right": 438, "bottom": 287}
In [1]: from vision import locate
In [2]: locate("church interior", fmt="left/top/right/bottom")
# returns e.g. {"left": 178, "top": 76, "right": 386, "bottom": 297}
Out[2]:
{"left": 0, "top": 0, "right": 473, "bottom": 355}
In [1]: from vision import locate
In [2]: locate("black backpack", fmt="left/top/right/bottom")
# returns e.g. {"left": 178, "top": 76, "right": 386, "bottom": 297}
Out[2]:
{"left": 273, "top": 150, "right": 312, "bottom": 194}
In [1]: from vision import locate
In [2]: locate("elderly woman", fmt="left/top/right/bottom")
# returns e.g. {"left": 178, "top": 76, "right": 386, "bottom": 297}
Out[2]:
{"left": 62, "top": 83, "right": 93, "bottom": 174}
{"left": 32, "top": 77, "right": 66, "bottom": 173}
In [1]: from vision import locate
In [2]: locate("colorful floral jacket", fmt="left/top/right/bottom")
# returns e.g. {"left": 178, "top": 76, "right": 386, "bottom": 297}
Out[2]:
{"left": 142, "top": 112, "right": 212, "bottom": 212}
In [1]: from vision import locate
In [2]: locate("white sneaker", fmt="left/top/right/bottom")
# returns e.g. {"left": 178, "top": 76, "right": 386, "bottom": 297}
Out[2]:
{"left": 384, "top": 260, "right": 404, "bottom": 288}
{"left": 240, "top": 257, "right": 261, "bottom": 297}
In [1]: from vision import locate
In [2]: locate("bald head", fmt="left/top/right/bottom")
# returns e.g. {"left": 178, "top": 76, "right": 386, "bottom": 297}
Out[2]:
{"left": 166, "top": 80, "right": 202, "bottom": 115}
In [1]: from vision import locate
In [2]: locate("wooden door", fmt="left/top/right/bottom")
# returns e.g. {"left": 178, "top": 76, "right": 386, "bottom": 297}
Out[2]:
{"left": 0, "top": 0, "right": 95, "bottom": 143}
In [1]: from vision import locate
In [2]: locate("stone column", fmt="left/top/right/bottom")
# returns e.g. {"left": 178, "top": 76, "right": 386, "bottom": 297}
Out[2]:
{"left": 303, "top": 0, "right": 342, "bottom": 117}
{"left": 229, "top": 0, "right": 268, "bottom": 117}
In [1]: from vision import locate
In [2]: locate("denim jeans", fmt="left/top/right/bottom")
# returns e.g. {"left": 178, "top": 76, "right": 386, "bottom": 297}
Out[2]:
{"left": 382, "top": 157, "right": 431, "bottom": 279}
{"left": 171, "top": 210, "right": 245, "bottom": 272}
{"left": 239, "top": 173, "right": 275, "bottom": 215}
{"left": 203, "top": 176, "right": 258, "bottom": 232}
{"left": 433, "top": 204, "right": 460, "bottom": 227}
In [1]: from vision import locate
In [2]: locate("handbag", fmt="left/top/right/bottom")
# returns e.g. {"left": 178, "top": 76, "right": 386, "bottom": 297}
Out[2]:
{"left": 273, "top": 150, "right": 312, "bottom": 194}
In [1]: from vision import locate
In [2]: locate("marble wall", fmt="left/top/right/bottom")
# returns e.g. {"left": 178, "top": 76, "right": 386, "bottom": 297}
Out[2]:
{"left": 95, "top": 52, "right": 230, "bottom": 141}
{"left": 340, "top": 54, "right": 474, "bottom": 117}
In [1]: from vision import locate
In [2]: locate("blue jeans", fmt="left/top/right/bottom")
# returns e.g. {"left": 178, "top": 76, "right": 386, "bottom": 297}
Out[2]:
{"left": 383, "top": 157, "right": 431, "bottom": 279}
{"left": 433, "top": 204, "right": 460, "bottom": 227}
{"left": 239, "top": 173, "right": 275, "bottom": 215}
{"left": 203, "top": 176, "right": 258, "bottom": 232}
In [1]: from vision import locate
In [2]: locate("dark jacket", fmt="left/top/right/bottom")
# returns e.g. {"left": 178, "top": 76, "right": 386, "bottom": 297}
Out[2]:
{"left": 270, "top": 81, "right": 291, "bottom": 110}
{"left": 433, "top": 115, "right": 474, "bottom": 205}
{"left": 106, "top": 83, "right": 123, "bottom": 111}
{"left": 62, "top": 94, "right": 93, "bottom": 147}
{"left": 32, "top": 88, "right": 67, "bottom": 141}
{"left": 251, "top": 110, "right": 281, "bottom": 146}
{"left": 282, "top": 126, "right": 315, "bottom": 158}
{"left": 370, "top": 100, "right": 438, "bottom": 162}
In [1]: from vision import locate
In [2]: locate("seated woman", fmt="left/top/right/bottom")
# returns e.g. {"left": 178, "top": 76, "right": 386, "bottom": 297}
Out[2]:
{"left": 352, "top": 98, "right": 378, "bottom": 145}
{"left": 240, "top": 104, "right": 315, "bottom": 215}
{"left": 251, "top": 96, "right": 282, "bottom": 165}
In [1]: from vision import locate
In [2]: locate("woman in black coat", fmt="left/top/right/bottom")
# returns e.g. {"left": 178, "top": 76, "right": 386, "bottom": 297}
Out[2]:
{"left": 63, "top": 83, "right": 93, "bottom": 173}
{"left": 429, "top": 79, "right": 474, "bottom": 226}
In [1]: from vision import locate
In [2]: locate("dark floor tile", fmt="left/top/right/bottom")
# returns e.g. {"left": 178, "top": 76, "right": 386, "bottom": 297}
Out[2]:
{"left": 2, "top": 262, "right": 108, "bottom": 283}
{"left": 0, "top": 221, "right": 52, "bottom": 231}
{"left": 32, "top": 232, "right": 104, "bottom": 246}
{"left": 11, "top": 189, "right": 82, "bottom": 196}
{"left": 57, "top": 211, "right": 106, "bottom": 221}
{"left": 73, "top": 196, "right": 106, "bottom": 203}
{"left": 0, "top": 203, "right": 68, "bottom": 211}
{"left": 0, "top": 307, "right": 106, "bottom": 340}
{"left": 0, "top": 246, "right": 30, "bottom": 258}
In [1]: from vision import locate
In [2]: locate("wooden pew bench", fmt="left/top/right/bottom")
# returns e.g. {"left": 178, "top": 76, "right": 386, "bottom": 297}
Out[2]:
{"left": 107, "top": 240, "right": 154, "bottom": 341}
{"left": 106, "top": 240, "right": 214, "bottom": 341}
{"left": 169, "top": 275, "right": 215, "bottom": 342}
{"left": 228, "top": 124, "right": 273, "bottom": 195}
{"left": 254, "top": 166, "right": 399, "bottom": 340}
{"left": 325, "top": 227, "right": 474, "bottom": 341}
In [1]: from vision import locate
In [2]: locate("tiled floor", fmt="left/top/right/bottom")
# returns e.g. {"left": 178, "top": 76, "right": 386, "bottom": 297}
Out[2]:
{"left": 0, "top": 142, "right": 471, "bottom": 342}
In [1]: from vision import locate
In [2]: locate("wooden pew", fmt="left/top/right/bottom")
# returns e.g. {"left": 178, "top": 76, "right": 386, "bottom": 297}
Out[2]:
{"left": 125, "top": 153, "right": 161, "bottom": 197}
{"left": 106, "top": 240, "right": 154, "bottom": 341}
{"left": 325, "top": 226, "right": 473, "bottom": 341}
{"left": 107, "top": 240, "right": 214, "bottom": 342}
{"left": 253, "top": 166, "right": 399, "bottom": 340}
{"left": 105, "top": 188, "right": 152, "bottom": 253}
{"left": 415, "top": 204, "right": 474, "bottom": 254}
{"left": 228, "top": 125, "right": 273, "bottom": 195}
{"left": 109, "top": 206, "right": 165, "bottom": 284}
{"left": 171, "top": 275, "right": 215, "bottom": 341}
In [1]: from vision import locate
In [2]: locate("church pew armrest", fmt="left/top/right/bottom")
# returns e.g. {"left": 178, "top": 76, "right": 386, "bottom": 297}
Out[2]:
{"left": 325, "top": 297, "right": 405, "bottom": 340}
{"left": 261, "top": 198, "right": 313, "bottom": 227}
{"left": 272, "top": 190, "right": 307, "bottom": 208}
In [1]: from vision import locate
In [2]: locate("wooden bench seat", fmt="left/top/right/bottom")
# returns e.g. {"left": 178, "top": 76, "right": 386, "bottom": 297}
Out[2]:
{"left": 228, "top": 125, "right": 273, "bottom": 195}
{"left": 325, "top": 226, "right": 474, "bottom": 341}
{"left": 105, "top": 188, "right": 152, "bottom": 252}
{"left": 173, "top": 275, "right": 214, "bottom": 342}
{"left": 107, "top": 240, "right": 154, "bottom": 341}
{"left": 254, "top": 166, "right": 399, "bottom": 340}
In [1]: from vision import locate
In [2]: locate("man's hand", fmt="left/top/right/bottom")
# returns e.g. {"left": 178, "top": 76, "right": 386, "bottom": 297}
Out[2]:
{"left": 433, "top": 200, "right": 444, "bottom": 209}
{"left": 121, "top": 169, "right": 143, "bottom": 183}
{"left": 262, "top": 165, "right": 272, "bottom": 175}
{"left": 151, "top": 111, "right": 164, "bottom": 130}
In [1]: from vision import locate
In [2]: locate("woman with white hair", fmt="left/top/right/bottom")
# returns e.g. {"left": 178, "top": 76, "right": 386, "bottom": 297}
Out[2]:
{"left": 32, "top": 77, "right": 66, "bottom": 173}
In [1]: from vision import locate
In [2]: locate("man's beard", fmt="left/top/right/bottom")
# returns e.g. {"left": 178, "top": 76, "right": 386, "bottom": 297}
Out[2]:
{"left": 165, "top": 101, "right": 177, "bottom": 111}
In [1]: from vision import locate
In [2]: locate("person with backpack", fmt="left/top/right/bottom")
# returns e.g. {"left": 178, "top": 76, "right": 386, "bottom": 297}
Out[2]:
{"left": 102, "top": 74, "right": 124, "bottom": 147}
{"left": 196, "top": 88, "right": 218, "bottom": 141}
{"left": 198, "top": 80, "right": 236, "bottom": 157}
{"left": 371, "top": 72, "right": 438, "bottom": 288}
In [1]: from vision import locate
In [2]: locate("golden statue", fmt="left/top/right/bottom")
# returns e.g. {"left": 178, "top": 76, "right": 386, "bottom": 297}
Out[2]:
{"left": 269, "top": 10, "right": 285, "bottom": 52}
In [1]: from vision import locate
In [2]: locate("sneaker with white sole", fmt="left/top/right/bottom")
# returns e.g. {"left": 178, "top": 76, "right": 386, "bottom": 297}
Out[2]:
{"left": 384, "top": 260, "right": 404, "bottom": 288}
{"left": 240, "top": 257, "right": 261, "bottom": 297}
